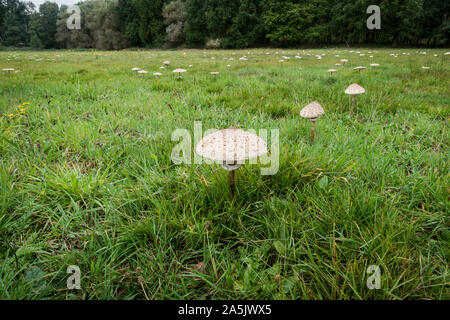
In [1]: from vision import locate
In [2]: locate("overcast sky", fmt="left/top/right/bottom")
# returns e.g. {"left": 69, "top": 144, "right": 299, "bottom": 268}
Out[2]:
{"left": 29, "top": 0, "right": 79, "bottom": 9}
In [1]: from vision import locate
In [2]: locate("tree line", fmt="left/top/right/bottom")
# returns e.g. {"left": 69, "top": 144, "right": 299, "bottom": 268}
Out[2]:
{"left": 1, "top": 0, "right": 448, "bottom": 50}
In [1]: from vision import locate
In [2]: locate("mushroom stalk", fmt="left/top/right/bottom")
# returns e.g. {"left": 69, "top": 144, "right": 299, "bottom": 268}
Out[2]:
{"left": 229, "top": 169, "right": 236, "bottom": 196}
{"left": 310, "top": 120, "right": 316, "bottom": 142}
{"left": 350, "top": 96, "right": 355, "bottom": 114}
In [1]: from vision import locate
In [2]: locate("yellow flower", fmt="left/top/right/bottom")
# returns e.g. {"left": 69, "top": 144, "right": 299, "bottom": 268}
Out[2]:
{"left": 19, "top": 109, "right": 25, "bottom": 115}
{"left": 23, "top": 102, "right": 29, "bottom": 105}
{"left": 8, "top": 114, "right": 15, "bottom": 119}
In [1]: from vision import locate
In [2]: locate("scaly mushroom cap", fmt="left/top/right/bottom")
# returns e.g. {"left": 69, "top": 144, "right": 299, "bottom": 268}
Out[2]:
{"left": 300, "top": 101, "right": 325, "bottom": 120}
{"left": 345, "top": 83, "right": 365, "bottom": 95}
{"left": 196, "top": 128, "right": 268, "bottom": 162}
{"left": 173, "top": 68, "right": 187, "bottom": 73}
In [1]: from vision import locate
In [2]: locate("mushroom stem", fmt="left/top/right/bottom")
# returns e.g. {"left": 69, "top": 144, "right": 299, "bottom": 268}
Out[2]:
{"left": 350, "top": 96, "right": 355, "bottom": 114}
{"left": 229, "top": 169, "right": 236, "bottom": 196}
{"left": 311, "top": 120, "right": 316, "bottom": 142}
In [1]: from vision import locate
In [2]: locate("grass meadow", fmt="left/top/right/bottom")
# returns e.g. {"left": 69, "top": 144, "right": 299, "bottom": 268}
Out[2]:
{"left": 0, "top": 48, "right": 448, "bottom": 299}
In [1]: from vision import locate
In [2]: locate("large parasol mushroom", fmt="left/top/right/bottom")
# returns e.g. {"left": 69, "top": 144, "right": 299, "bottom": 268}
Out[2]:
{"left": 300, "top": 102, "right": 325, "bottom": 142}
{"left": 195, "top": 128, "right": 268, "bottom": 196}
{"left": 345, "top": 83, "right": 365, "bottom": 114}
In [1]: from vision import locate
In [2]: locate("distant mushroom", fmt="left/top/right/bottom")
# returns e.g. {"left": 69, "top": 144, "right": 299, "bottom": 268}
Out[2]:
{"left": 327, "top": 69, "right": 337, "bottom": 77}
{"left": 137, "top": 70, "right": 148, "bottom": 75}
{"left": 163, "top": 61, "right": 170, "bottom": 66}
{"left": 341, "top": 59, "right": 348, "bottom": 65}
{"left": 131, "top": 67, "right": 140, "bottom": 71}
{"left": 195, "top": 128, "right": 268, "bottom": 196}
{"left": 173, "top": 68, "right": 187, "bottom": 80}
{"left": 153, "top": 72, "right": 162, "bottom": 78}
{"left": 370, "top": 63, "right": 380, "bottom": 67}
{"left": 345, "top": 83, "right": 365, "bottom": 114}
{"left": 210, "top": 71, "right": 219, "bottom": 80}
{"left": 2, "top": 68, "right": 14, "bottom": 73}
{"left": 354, "top": 66, "right": 366, "bottom": 76}
{"left": 421, "top": 66, "right": 430, "bottom": 70}
{"left": 300, "top": 102, "right": 325, "bottom": 142}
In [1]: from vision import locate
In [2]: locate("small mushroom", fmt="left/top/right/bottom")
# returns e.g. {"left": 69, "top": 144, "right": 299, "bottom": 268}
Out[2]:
{"left": 163, "top": 60, "right": 170, "bottom": 66}
{"left": 137, "top": 70, "right": 148, "bottom": 75}
{"left": 2, "top": 68, "right": 14, "bottom": 73}
{"left": 370, "top": 63, "right": 380, "bottom": 67}
{"left": 195, "top": 128, "right": 268, "bottom": 196}
{"left": 341, "top": 59, "right": 348, "bottom": 65}
{"left": 353, "top": 66, "right": 366, "bottom": 76}
{"left": 345, "top": 83, "right": 365, "bottom": 114}
{"left": 173, "top": 68, "right": 187, "bottom": 80}
{"left": 421, "top": 66, "right": 430, "bottom": 70}
{"left": 131, "top": 67, "right": 140, "bottom": 71}
{"left": 210, "top": 71, "right": 219, "bottom": 80}
{"left": 300, "top": 101, "right": 325, "bottom": 142}
{"left": 327, "top": 69, "right": 337, "bottom": 77}
{"left": 153, "top": 72, "right": 162, "bottom": 78}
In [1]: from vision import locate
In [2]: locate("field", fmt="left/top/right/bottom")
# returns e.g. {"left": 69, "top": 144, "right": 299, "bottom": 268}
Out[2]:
{"left": 0, "top": 48, "right": 448, "bottom": 300}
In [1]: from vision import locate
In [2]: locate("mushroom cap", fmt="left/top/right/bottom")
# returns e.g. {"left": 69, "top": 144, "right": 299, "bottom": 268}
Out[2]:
{"left": 173, "top": 68, "right": 187, "bottom": 73}
{"left": 444, "top": 52, "right": 450, "bottom": 55}
{"left": 153, "top": 72, "right": 162, "bottom": 76}
{"left": 300, "top": 101, "right": 325, "bottom": 120}
{"left": 370, "top": 63, "right": 380, "bottom": 67}
{"left": 137, "top": 70, "right": 148, "bottom": 74}
{"left": 341, "top": 59, "right": 348, "bottom": 62}
{"left": 345, "top": 83, "right": 365, "bottom": 95}
{"left": 210, "top": 72, "right": 219, "bottom": 75}
{"left": 195, "top": 128, "right": 268, "bottom": 162}
{"left": 131, "top": 67, "right": 140, "bottom": 71}
{"left": 163, "top": 60, "right": 170, "bottom": 65}
{"left": 327, "top": 69, "right": 337, "bottom": 72}
{"left": 354, "top": 66, "right": 366, "bottom": 70}
{"left": 2, "top": 68, "right": 14, "bottom": 71}
{"left": 421, "top": 66, "right": 430, "bottom": 69}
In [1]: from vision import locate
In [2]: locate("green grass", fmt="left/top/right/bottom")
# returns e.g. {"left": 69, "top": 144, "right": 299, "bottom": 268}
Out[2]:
{"left": 0, "top": 48, "right": 448, "bottom": 300}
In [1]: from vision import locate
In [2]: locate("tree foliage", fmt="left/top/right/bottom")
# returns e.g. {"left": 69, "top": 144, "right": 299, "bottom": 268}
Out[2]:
{"left": 1, "top": 0, "right": 448, "bottom": 48}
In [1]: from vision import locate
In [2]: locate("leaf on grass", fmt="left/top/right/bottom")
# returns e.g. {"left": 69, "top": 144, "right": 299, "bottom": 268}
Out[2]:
{"left": 318, "top": 176, "right": 329, "bottom": 190}
{"left": 273, "top": 240, "right": 285, "bottom": 254}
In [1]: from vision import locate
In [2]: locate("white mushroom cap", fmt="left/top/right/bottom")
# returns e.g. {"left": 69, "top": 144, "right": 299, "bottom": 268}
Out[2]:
{"left": 421, "top": 66, "right": 430, "bottom": 70}
{"left": 137, "top": 70, "right": 148, "bottom": 74}
{"left": 153, "top": 72, "right": 162, "bottom": 76}
{"left": 300, "top": 101, "right": 325, "bottom": 120}
{"left": 173, "top": 68, "right": 187, "bottom": 73}
{"left": 354, "top": 66, "right": 366, "bottom": 70}
{"left": 196, "top": 128, "right": 268, "bottom": 162}
{"left": 341, "top": 59, "right": 348, "bottom": 62}
{"left": 2, "top": 68, "right": 14, "bottom": 71}
{"left": 370, "top": 63, "right": 380, "bottom": 67}
{"left": 210, "top": 72, "right": 219, "bottom": 75}
{"left": 444, "top": 52, "right": 450, "bottom": 55}
{"left": 163, "top": 60, "right": 170, "bottom": 65}
{"left": 131, "top": 67, "right": 140, "bottom": 71}
{"left": 327, "top": 69, "right": 337, "bottom": 72}
{"left": 345, "top": 83, "right": 365, "bottom": 95}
